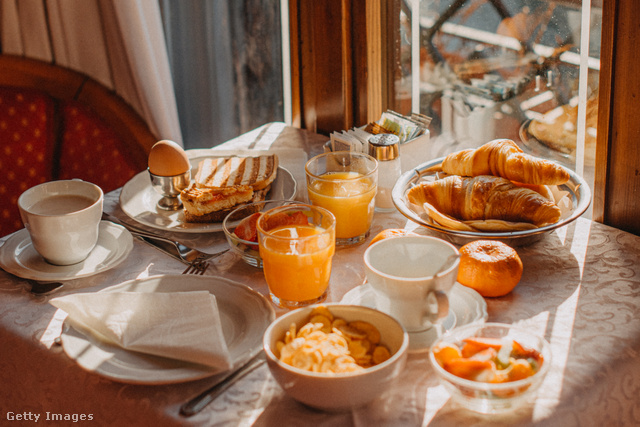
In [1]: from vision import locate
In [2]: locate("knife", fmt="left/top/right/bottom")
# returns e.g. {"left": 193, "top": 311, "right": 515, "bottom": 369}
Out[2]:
{"left": 180, "top": 351, "right": 266, "bottom": 416}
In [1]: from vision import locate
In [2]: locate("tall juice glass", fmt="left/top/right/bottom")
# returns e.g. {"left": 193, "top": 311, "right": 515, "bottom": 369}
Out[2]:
{"left": 257, "top": 204, "right": 336, "bottom": 309}
{"left": 305, "top": 152, "right": 378, "bottom": 246}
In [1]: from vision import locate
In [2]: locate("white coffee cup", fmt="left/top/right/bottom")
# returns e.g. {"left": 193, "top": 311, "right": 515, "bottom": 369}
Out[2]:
{"left": 363, "top": 235, "right": 460, "bottom": 333}
{"left": 18, "top": 180, "right": 104, "bottom": 265}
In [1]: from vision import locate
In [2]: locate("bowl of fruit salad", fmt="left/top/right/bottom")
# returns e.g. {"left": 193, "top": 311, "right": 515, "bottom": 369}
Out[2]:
{"left": 223, "top": 200, "right": 302, "bottom": 268}
{"left": 429, "top": 322, "right": 551, "bottom": 414}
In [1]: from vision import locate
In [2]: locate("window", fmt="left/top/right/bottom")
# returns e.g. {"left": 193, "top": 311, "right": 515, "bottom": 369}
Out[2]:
{"left": 159, "top": 0, "right": 286, "bottom": 149}
{"left": 392, "top": 0, "right": 601, "bottom": 218}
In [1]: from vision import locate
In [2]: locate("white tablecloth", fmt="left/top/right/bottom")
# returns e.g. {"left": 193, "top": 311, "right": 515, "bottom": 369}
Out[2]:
{"left": 1, "top": 123, "right": 639, "bottom": 426}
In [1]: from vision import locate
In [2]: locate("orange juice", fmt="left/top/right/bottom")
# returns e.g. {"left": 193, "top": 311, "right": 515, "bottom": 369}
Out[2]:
{"left": 259, "top": 224, "right": 335, "bottom": 304}
{"left": 307, "top": 171, "right": 376, "bottom": 240}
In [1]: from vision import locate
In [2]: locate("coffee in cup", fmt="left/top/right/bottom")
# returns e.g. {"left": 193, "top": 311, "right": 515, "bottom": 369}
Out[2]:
{"left": 363, "top": 235, "right": 460, "bottom": 333}
{"left": 18, "top": 180, "right": 104, "bottom": 265}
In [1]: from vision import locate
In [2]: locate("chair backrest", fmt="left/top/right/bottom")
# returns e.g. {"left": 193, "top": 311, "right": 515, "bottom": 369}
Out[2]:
{"left": 0, "top": 54, "right": 157, "bottom": 237}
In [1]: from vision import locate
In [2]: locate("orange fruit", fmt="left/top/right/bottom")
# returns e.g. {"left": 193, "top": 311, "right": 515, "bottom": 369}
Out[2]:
{"left": 443, "top": 358, "right": 493, "bottom": 381}
{"left": 457, "top": 240, "right": 523, "bottom": 297}
{"left": 369, "top": 228, "right": 418, "bottom": 246}
{"left": 432, "top": 343, "right": 462, "bottom": 367}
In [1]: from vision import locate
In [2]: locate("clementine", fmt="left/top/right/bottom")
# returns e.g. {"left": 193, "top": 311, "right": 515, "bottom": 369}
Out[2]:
{"left": 457, "top": 240, "right": 523, "bottom": 297}
{"left": 369, "top": 228, "right": 418, "bottom": 246}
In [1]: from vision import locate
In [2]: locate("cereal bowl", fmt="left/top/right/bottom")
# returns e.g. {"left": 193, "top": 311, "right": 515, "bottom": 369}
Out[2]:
{"left": 222, "top": 200, "right": 299, "bottom": 268}
{"left": 429, "top": 322, "right": 551, "bottom": 414}
{"left": 263, "top": 304, "right": 409, "bottom": 411}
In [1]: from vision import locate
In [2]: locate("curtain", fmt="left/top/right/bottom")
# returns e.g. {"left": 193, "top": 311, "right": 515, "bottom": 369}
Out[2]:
{"left": 0, "top": 0, "right": 182, "bottom": 145}
{"left": 159, "top": 0, "right": 284, "bottom": 149}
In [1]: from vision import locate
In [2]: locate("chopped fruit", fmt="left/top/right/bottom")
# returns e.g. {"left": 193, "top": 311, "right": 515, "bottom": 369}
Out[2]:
{"left": 507, "top": 358, "right": 535, "bottom": 381}
{"left": 234, "top": 212, "right": 262, "bottom": 242}
{"left": 444, "top": 358, "right": 495, "bottom": 381}
{"left": 460, "top": 337, "right": 503, "bottom": 357}
{"left": 234, "top": 211, "right": 311, "bottom": 244}
{"left": 263, "top": 211, "right": 310, "bottom": 231}
{"left": 369, "top": 228, "right": 419, "bottom": 246}
{"left": 433, "top": 336, "right": 543, "bottom": 384}
{"left": 432, "top": 343, "right": 463, "bottom": 367}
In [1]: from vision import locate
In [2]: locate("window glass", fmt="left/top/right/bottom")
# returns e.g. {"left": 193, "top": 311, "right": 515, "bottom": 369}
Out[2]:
{"left": 394, "top": 0, "right": 601, "bottom": 216}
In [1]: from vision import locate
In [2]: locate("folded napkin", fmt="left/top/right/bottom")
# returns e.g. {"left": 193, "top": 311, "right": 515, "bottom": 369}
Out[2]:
{"left": 50, "top": 291, "right": 233, "bottom": 370}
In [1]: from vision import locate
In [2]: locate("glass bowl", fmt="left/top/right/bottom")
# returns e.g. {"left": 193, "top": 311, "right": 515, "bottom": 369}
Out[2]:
{"left": 428, "top": 322, "right": 551, "bottom": 414}
{"left": 222, "top": 200, "right": 299, "bottom": 268}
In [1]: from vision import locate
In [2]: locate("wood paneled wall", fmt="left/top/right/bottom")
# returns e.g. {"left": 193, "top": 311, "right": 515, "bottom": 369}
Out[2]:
{"left": 288, "top": 0, "right": 396, "bottom": 134}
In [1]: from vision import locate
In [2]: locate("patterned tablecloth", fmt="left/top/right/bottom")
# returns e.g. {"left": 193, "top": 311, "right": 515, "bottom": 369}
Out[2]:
{"left": 1, "top": 123, "right": 639, "bottom": 426}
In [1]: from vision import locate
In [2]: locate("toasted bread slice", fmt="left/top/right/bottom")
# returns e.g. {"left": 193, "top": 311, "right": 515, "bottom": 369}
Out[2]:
{"left": 194, "top": 155, "right": 278, "bottom": 191}
{"left": 180, "top": 184, "right": 254, "bottom": 223}
{"left": 181, "top": 186, "right": 270, "bottom": 223}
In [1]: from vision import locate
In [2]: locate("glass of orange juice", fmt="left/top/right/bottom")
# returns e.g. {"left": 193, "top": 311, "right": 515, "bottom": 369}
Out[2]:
{"left": 305, "top": 152, "right": 378, "bottom": 246}
{"left": 257, "top": 203, "right": 336, "bottom": 309}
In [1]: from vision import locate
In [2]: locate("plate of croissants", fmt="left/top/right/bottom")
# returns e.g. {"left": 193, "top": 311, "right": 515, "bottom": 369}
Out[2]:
{"left": 392, "top": 139, "right": 591, "bottom": 246}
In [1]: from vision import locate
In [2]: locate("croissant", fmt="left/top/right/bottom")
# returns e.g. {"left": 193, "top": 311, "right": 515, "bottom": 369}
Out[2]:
{"left": 441, "top": 139, "right": 570, "bottom": 185}
{"left": 407, "top": 175, "right": 562, "bottom": 228}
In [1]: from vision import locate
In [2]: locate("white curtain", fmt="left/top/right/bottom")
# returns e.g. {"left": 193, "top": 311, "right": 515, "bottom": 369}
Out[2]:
{"left": 0, "top": 0, "right": 182, "bottom": 146}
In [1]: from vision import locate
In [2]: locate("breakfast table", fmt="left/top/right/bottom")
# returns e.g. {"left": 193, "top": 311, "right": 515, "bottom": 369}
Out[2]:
{"left": 1, "top": 122, "right": 639, "bottom": 426}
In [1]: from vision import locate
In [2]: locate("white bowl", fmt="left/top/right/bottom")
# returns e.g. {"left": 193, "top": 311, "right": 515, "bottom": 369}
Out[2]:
{"left": 263, "top": 304, "right": 409, "bottom": 411}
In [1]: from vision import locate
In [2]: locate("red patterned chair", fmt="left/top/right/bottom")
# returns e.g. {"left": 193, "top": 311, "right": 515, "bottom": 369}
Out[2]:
{"left": 0, "top": 55, "right": 157, "bottom": 237}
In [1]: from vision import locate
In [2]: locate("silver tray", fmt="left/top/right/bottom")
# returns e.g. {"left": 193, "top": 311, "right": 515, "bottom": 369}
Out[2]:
{"left": 519, "top": 120, "right": 596, "bottom": 169}
{"left": 519, "top": 120, "right": 574, "bottom": 166}
{"left": 391, "top": 158, "right": 591, "bottom": 246}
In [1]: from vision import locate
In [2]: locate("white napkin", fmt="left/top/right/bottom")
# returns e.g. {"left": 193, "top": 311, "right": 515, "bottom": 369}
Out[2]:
{"left": 50, "top": 291, "right": 233, "bottom": 370}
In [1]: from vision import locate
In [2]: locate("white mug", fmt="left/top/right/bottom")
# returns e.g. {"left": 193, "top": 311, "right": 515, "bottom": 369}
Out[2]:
{"left": 18, "top": 180, "right": 104, "bottom": 265}
{"left": 363, "top": 235, "right": 460, "bottom": 333}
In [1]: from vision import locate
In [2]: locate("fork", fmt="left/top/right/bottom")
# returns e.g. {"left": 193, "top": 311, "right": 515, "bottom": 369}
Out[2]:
{"left": 182, "top": 261, "right": 209, "bottom": 275}
{"left": 102, "top": 212, "right": 228, "bottom": 264}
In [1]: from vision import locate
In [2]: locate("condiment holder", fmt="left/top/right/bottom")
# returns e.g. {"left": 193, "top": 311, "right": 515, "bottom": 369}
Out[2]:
{"left": 147, "top": 139, "right": 192, "bottom": 211}
{"left": 149, "top": 169, "right": 191, "bottom": 211}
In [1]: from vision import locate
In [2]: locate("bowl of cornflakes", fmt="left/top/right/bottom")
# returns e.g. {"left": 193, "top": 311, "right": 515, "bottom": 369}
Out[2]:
{"left": 263, "top": 304, "right": 409, "bottom": 411}
{"left": 429, "top": 322, "right": 551, "bottom": 414}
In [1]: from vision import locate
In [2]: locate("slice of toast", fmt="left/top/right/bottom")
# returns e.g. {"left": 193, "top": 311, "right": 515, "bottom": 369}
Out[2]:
{"left": 181, "top": 186, "right": 270, "bottom": 223}
{"left": 180, "top": 154, "right": 278, "bottom": 223}
{"left": 194, "top": 154, "right": 278, "bottom": 191}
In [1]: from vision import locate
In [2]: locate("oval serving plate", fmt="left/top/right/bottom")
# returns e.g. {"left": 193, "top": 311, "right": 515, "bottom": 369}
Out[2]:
{"left": 391, "top": 157, "right": 591, "bottom": 246}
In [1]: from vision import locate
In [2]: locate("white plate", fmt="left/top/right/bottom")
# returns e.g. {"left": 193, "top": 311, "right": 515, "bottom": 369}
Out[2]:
{"left": 0, "top": 221, "right": 133, "bottom": 282}
{"left": 119, "top": 153, "right": 297, "bottom": 233}
{"left": 340, "top": 283, "right": 487, "bottom": 352}
{"left": 59, "top": 275, "right": 275, "bottom": 384}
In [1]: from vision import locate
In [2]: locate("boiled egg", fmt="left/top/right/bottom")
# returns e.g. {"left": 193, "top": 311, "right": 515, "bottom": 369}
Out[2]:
{"left": 148, "top": 140, "right": 191, "bottom": 176}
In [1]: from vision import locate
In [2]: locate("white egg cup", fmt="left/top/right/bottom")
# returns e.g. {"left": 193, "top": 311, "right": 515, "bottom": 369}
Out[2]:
{"left": 148, "top": 169, "right": 191, "bottom": 211}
